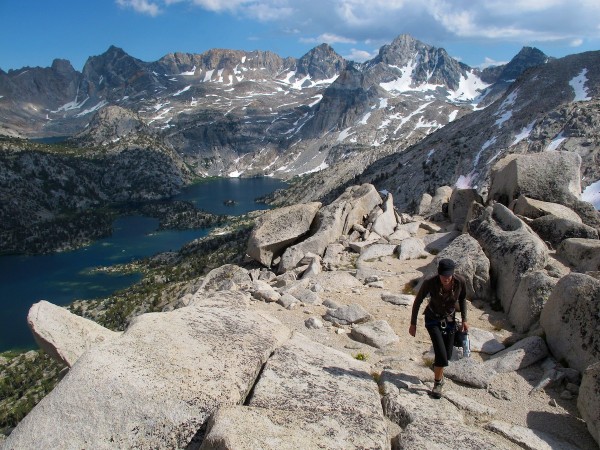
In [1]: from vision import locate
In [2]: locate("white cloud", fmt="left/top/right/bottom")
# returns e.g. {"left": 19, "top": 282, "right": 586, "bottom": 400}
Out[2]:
{"left": 477, "top": 57, "right": 509, "bottom": 69}
{"left": 245, "top": 3, "right": 293, "bottom": 20}
{"left": 301, "top": 33, "right": 357, "bottom": 44}
{"left": 343, "top": 48, "right": 378, "bottom": 62}
{"left": 116, "top": 0, "right": 162, "bottom": 16}
{"left": 117, "top": 0, "right": 600, "bottom": 51}
{"left": 189, "top": 0, "right": 252, "bottom": 12}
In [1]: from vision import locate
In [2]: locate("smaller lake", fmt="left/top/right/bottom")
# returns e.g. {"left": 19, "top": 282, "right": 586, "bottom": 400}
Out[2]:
{"left": 0, "top": 177, "right": 286, "bottom": 352}
{"left": 173, "top": 177, "right": 285, "bottom": 216}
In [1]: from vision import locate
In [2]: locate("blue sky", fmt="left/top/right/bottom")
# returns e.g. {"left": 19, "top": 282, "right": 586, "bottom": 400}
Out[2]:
{"left": 1, "top": 0, "right": 600, "bottom": 72}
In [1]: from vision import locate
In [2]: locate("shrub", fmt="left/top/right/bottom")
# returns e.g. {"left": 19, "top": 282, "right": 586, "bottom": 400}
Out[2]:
{"left": 354, "top": 353, "right": 368, "bottom": 361}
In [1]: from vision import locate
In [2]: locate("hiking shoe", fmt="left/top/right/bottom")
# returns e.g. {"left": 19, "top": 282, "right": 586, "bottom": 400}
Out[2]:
{"left": 431, "top": 378, "right": 445, "bottom": 399}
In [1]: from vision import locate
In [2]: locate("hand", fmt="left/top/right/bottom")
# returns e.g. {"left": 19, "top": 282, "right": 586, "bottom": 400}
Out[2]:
{"left": 462, "top": 321, "right": 469, "bottom": 333}
{"left": 409, "top": 324, "right": 416, "bottom": 337}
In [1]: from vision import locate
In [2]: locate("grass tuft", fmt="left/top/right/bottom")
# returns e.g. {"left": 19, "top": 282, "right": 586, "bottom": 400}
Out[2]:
{"left": 402, "top": 278, "right": 420, "bottom": 295}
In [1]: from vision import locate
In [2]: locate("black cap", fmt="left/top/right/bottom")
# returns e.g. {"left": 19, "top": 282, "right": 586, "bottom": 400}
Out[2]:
{"left": 438, "top": 258, "right": 456, "bottom": 276}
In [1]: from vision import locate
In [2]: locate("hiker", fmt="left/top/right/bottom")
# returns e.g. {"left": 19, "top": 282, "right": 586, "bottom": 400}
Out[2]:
{"left": 408, "top": 258, "right": 468, "bottom": 398}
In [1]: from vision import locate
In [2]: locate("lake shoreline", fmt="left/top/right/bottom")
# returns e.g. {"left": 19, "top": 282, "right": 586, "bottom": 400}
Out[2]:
{"left": 0, "top": 177, "right": 286, "bottom": 353}
{"left": 1, "top": 175, "right": 280, "bottom": 257}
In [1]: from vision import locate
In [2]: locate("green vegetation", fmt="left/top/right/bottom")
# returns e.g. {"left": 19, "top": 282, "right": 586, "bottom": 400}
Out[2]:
{"left": 353, "top": 352, "right": 368, "bottom": 361}
{"left": 1, "top": 208, "right": 117, "bottom": 256}
{"left": 402, "top": 278, "right": 420, "bottom": 295}
{"left": 0, "top": 136, "right": 83, "bottom": 157}
{"left": 0, "top": 351, "right": 64, "bottom": 431}
{"left": 74, "top": 221, "right": 254, "bottom": 331}
{"left": 422, "top": 355, "right": 434, "bottom": 368}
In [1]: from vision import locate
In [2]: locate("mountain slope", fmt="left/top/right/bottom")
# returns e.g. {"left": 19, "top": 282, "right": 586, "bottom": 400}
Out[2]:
{"left": 267, "top": 50, "right": 597, "bottom": 209}
{"left": 352, "top": 51, "right": 600, "bottom": 211}
{"left": 0, "top": 107, "right": 192, "bottom": 253}
{"left": 0, "top": 35, "right": 548, "bottom": 182}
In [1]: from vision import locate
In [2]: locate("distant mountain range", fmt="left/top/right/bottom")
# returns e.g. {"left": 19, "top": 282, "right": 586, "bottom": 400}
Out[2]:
{"left": 1, "top": 35, "right": 550, "bottom": 178}
{"left": 1, "top": 34, "right": 598, "bottom": 253}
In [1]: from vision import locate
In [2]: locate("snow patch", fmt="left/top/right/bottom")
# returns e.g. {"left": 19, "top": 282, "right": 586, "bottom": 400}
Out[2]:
{"left": 203, "top": 70, "right": 214, "bottom": 82}
{"left": 337, "top": 127, "right": 354, "bottom": 142}
{"left": 447, "top": 71, "right": 490, "bottom": 102}
{"left": 455, "top": 174, "right": 473, "bottom": 189}
{"left": 494, "top": 89, "right": 518, "bottom": 127}
{"left": 473, "top": 136, "right": 497, "bottom": 168}
{"left": 495, "top": 110, "right": 512, "bottom": 127}
{"left": 359, "top": 112, "right": 371, "bottom": 125}
{"left": 149, "top": 107, "right": 174, "bottom": 123}
{"left": 393, "top": 102, "right": 433, "bottom": 134}
{"left": 228, "top": 170, "right": 242, "bottom": 178}
{"left": 500, "top": 90, "right": 518, "bottom": 110}
{"left": 313, "top": 74, "right": 339, "bottom": 86}
{"left": 153, "top": 101, "right": 170, "bottom": 111}
{"left": 511, "top": 120, "right": 536, "bottom": 146}
{"left": 282, "top": 71, "right": 296, "bottom": 83}
{"left": 582, "top": 179, "right": 600, "bottom": 209}
{"left": 291, "top": 75, "right": 311, "bottom": 90}
{"left": 173, "top": 86, "right": 191, "bottom": 96}
{"left": 546, "top": 132, "right": 566, "bottom": 151}
{"left": 298, "top": 161, "right": 329, "bottom": 176}
{"left": 380, "top": 60, "right": 417, "bottom": 92}
{"left": 448, "top": 110, "right": 459, "bottom": 122}
{"left": 379, "top": 98, "right": 388, "bottom": 109}
{"left": 426, "top": 148, "right": 435, "bottom": 163}
{"left": 308, "top": 95, "right": 323, "bottom": 107}
{"left": 414, "top": 117, "right": 438, "bottom": 129}
{"left": 569, "top": 68, "right": 591, "bottom": 102}
{"left": 75, "top": 100, "right": 107, "bottom": 117}
{"left": 180, "top": 66, "right": 196, "bottom": 76}
{"left": 53, "top": 96, "right": 89, "bottom": 112}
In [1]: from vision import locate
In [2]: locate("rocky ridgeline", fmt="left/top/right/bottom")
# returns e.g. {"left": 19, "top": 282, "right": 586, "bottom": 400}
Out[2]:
{"left": 1, "top": 34, "right": 555, "bottom": 184}
{"left": 3, "top": 151, "right": 600, "bottom": 449}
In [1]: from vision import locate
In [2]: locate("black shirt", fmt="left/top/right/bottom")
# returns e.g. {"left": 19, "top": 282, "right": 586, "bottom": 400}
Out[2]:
{"left": 410, "top": 274, "right": 467, "bottom": 326}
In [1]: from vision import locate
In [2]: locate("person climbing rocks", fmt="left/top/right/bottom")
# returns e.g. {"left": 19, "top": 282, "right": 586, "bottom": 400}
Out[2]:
{"left": 408, "top": 258, "right": 468, "bottom": 399}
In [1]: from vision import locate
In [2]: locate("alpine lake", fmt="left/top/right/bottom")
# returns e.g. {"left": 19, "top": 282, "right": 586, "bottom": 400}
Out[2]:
{"left": 0, "top": 177, "right": 287, "bottom": 352}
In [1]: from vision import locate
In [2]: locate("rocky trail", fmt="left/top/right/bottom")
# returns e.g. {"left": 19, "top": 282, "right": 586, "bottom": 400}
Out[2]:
{"left": 247, "top": 246, "right": 595, "bottom": 449}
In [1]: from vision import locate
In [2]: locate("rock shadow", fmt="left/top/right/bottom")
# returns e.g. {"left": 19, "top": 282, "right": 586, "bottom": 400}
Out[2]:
{"left": 322, "top": 365, "right": 374, "bottom": 382}
{"left": 526, "top": 409, "right": 596, "bottom": 450}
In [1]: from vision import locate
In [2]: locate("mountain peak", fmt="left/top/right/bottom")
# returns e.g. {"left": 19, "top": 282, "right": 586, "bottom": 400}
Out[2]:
{"left": 50, "top": 59, "right": 76, "bottom": 74}
{"left": 300, "top": 43, "right": 341, "bottom": 61}
{"left": 297, "top": 43, "right": 346, "bottom": 79}
{"left": 373, "top": 34, "right": 432, "bottom": 67}
{"left": 390, "top": 34, "right": 422, "bottom": 47}
{"left": 72, "top": 105, "right": 147, "bottom": 147}
{"left": 498, "top": 46, "right": 549, "bottom": 82}
{"left": 106, "top": 45, "right": 127, "bottom": 56}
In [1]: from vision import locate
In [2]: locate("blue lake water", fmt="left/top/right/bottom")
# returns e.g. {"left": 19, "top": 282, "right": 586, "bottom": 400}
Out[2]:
{"left": 0, "top": 177, "right": 286, "bottom": 352}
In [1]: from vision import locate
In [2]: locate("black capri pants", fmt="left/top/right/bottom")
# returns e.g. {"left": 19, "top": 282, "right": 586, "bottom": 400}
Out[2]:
{"left": 425, "top": 317, "right": 455, "bottom": 367}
